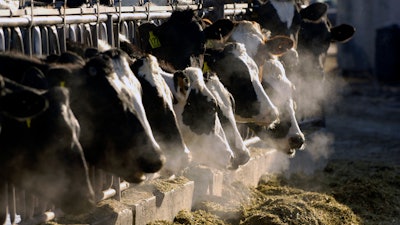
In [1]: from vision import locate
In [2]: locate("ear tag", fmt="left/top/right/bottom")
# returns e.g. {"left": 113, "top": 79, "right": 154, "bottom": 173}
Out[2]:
{"left": 149, "top": 31, "right": 161, "bottom": 49}
{"left": 26, "top": 118, "right": 31, "bottom": 128}
{"left": 202, "top": 62, "right": 211, "bottom": 73}
{"left": 60, "top": 81, "right": 66, "bottom": 87}
{"left": 206, "top": 40, "right": 214, "bottom": 49}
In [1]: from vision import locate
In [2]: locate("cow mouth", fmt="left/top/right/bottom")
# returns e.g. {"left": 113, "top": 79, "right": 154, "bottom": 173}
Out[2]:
{"left": 286, "top": 148, "right": 296, "bottom": 158}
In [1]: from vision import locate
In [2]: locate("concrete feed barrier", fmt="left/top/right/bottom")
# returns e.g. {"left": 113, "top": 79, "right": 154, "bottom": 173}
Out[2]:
{"left": 41, "top": 146, "right": 276, "bottom": 225}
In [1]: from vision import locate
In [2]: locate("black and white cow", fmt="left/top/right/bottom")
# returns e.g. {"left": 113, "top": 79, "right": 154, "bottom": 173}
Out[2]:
{"left": 294, "top": 2, "right": 355, "bottom": 121}
{"left": 0, "top": 51, "right": 166, "bottom": 183}
{"left": 203, "top": 71, "right": 251, "bottom": 169}
{"left": 136, "top": 11, "right": 255, "bottom": 169}
{"left": 0, "top": 74, "right": 95, "bottom": 217}
{"left": 247, "top": 1, "right": 355, "bottom": 125}
{"left": 85, "top": 37, "right": 192, "bottom": 177}
{"left": 161, "top": 67, "right": 235, "bottom": 170}
{"left": 204, "top": 42, "right": 280, "bottom": 126}
{"left": 246, "top": 0, "right": 303, "bottom": 70}
{"left": 128, "top": 53, "right": 191, "bottom": 177}
{"left": 137, "top": 9, "right": 207, "bottom": 72}
{"left": 203, "top": 19, "right": 306, "bottom": 155}
{"left": 253, "top": 57, "right": 305, "bottom": 156}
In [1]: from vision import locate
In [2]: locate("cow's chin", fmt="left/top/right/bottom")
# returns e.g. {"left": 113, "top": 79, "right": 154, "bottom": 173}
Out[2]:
{"left": 123, "top": 172, "right": 146, "bottom": 183}
{"left": 285, "top": 148, "right": 297, "bottom": 158}
{"left": 263, "top": 139, "right": 301, "bottom": 158}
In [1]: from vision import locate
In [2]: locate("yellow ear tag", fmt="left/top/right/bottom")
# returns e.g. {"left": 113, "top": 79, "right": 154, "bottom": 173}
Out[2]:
{"left": 202, "top": 62, "right": 210, "bottom": 73}
{"left": 60, "top": 81, "right": 65, "bottom": 87}
{"left": 26, "top": 118, "right": 31, "bottom": 128}
{"left": 206, "top": 40, "right": 214, "bottom": 49}
{"left": 149, "top": 31, "right": 161, "bottom": 49}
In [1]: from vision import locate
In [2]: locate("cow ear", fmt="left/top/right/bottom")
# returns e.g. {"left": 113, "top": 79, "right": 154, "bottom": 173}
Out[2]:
{"left": 266, "top": 36, "right": 294, "bottom": 55}
{"left": 138, "top": 22, "right": 159, "bottom": 52}
{"left": 330, "top": 24, "right": 356, "bottom": 43}
{"left": 47, "top": 67, "right": 72, "bottom": 87}
{"left": 300, "top": 2, "right": 328, "bottom": 21}
{"left": 21, "top": 67, "right": 49, "bottom": 90}
{"left": 0, "top": 90, "right": 48, "bottom": 120}
{"left": 203, "top": 19, "right": 234, "bottom": 40}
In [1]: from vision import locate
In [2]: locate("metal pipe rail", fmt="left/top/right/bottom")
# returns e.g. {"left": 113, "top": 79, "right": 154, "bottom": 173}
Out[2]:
{"left": 0, "top": 3, "right": 249, "bottom": 26}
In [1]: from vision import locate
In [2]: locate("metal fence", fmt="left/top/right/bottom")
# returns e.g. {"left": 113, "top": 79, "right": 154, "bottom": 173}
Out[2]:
{"left": 0, "top": 2, "right": 250, "bottom": 224}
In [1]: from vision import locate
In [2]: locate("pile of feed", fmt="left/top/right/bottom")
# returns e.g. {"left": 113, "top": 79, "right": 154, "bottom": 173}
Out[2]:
{"left": 149, "top": 159, "right": 400, "bottom": 225}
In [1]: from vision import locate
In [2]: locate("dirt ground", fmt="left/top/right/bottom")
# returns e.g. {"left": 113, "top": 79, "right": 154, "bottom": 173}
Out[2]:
{"left": 149, "top": 48, "right": 400, "bottom": 225}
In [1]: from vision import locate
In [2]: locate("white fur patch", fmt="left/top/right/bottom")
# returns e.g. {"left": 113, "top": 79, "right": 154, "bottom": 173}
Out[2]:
{"left": 206, "top": 76, "right": 248, "bottom": 151}
{"left": 136, "top": 55, "right": 174, "bottom": 110}
{"left": 271, "top": 0, "right": 296, "bottom": 29}
{"left": 108, "top": 55, "right": 160, "bottom": 150}
{"left": 225, "top": 43, "right": 279, "bottom": 124}
{"left": 229, "top": 21, "right": 265, "bottom": 58}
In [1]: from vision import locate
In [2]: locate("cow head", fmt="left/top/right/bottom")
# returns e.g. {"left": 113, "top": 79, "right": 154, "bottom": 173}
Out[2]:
{"left": 45, "top": 50, "right": 165, "bottom": 183}
{"left": 162, "top": 67, "right": 234, "bottom": 170}
{"left": 204, "top": 42, "right": 280, "bottom": 127}
{"left": 0, "top": 75, "right": 95, "bottom": 214}
{"left": 204, "top": 72, "right": 251, "bottom": 169}
{"left": 138, "top": 9, "right": 206, "bottom": 72}
{"left": 249, "top": 59, "right": 305, "bottom": 156}
{"left": 296, "top": 2, "right": 355, "bottom": 80}
{"left": 291, "top": 2, "right": 355, "bottom": 122}
{"left": 130, "top": 54, "right": 191, "bottom": 177}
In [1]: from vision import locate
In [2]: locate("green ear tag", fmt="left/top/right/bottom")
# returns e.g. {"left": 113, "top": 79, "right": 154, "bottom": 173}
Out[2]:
{"left": 206, "top": 40, "right": 214, "bottom": 49}
{"left": 26, "top": 118, "right": 31, "bottom": 128}
{"left": 60, "top": 81, "right": 65, "bottom": 87}
{"left": 149, "top": 31, "right": 161, "bottom": 49}
{"left": 202, "top": 62, "right": 210, "bottom": 73}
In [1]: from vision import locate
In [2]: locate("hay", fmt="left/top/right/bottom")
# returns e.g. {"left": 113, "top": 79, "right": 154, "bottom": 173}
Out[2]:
{"left": 151, "top": 159, "right": 400, "bottom": 225}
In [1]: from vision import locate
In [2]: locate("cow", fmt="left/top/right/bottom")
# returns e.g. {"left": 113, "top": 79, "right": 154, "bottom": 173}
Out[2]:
{"left": 0, "top": 51, "right": 166, "bottom": 183}
{"left": 292, "top": 2, "right": 355, "bottom": 125}
{"left": 250, "top": 58, "right": 305, "bottom": 156}
{"left": 128, "top": 52, "right": 191, "bottom": 177}
{"left": 137, "top": 9, "right": 207, "bottom": 72}
{"left": 135, "top": 13, "right": 258, "bottom": 169}
{"left": 204, "top": 18, "right": 296, "bottom": 68}
{"left": 0, "top": 74, "right": 95, "bottom": 217}
{"left": 246, "top": 0, "right": 303, "bottom": 70}
{"left": 204, "top": 42, "right": 280, "bottom": 126}
{"left": 246, "top": 1, "right": 355, "bottom": 126}
{"left": 161, "top": 67, "right": 235, "bottom": 170}
{"left": 203, "top": 19, "right": 306, "bottom": 155}
{"left": 203, "top": 71, "right": 251, "bottom": 169}
{"left": 78, "top": 37, "right": 191, "bottom": 178}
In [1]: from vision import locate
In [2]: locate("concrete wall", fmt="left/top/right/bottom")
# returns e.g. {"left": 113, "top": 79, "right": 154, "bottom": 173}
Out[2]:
{"left": 336, "top": 0, "right": 400, "bottom": 74}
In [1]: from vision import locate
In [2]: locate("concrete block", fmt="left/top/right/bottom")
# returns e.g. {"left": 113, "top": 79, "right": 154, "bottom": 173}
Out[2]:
{"left": 183, "top": 166, "right": 224, "bottom": 205}
{"left": 224, "top": 148, "right": 276, "bottom": 187}
{"left": 50, "top": 199, "right": 133, "bottom": 225}
{"left": 121, "top": 177, "right": 194, "bottom": 225}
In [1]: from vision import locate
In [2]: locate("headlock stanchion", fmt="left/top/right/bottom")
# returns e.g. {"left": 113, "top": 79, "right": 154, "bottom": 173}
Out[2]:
{"left": 0, "top": 2, "right": 251, "bottom": 225}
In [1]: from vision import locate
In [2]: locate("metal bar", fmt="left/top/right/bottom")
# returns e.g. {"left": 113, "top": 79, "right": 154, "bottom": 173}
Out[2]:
{"left": 0, "top": 4, "right": 249, "bottom": 27}
{"left": 18, "top": 211, "right": 56, "bottom": 225}
{"left": 0, "top": 28, "right": 5, "bottom": 51}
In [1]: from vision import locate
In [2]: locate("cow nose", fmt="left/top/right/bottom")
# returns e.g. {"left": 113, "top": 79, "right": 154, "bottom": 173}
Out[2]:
{"left": 138, "top": 150, "right": 166, "bottom": 173}
{"left": 229, "top": 149, "right": 251, "bottom": 170}
{"left": 289, "top": 134, "right": 305, "bottom": 150}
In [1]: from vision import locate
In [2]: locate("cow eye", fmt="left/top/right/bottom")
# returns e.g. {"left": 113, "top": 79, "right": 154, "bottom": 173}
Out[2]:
{"left": 88, "top": 66, "right": 97, "bottom": 76}
{"left": 208, "top": 107, "right": 215, "bottom": 114}
{"left": 183, "top": 77, "right": 189, "bottom": 85}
